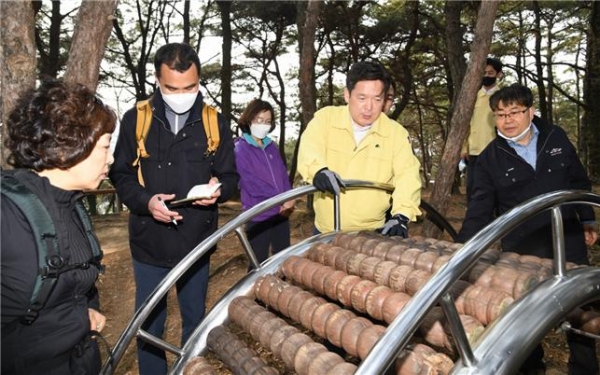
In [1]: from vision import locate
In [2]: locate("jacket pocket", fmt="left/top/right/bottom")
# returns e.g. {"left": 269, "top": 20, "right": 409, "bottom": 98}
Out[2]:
{"left": 496, "top": 164, "right": 531, "bottom": 189}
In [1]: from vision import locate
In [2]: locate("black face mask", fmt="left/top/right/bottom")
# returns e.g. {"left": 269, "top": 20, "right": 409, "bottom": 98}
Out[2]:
{"left": 482, "top": 76, "right": 497, "bottom": 87}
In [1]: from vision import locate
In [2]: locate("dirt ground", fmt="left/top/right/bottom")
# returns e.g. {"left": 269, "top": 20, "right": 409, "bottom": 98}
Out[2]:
{"left": 93, "top": 190, "right": 599, "bottom": 375}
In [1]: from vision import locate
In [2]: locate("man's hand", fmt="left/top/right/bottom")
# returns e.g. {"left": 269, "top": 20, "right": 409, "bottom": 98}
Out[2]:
{"left": 380, "top": 214, "right": 410, "bottom": 238}
{"left": 193, "top": 177, "right": 221, "bottom": 206}
{"left": 149, "top": 194, "right": 182, "bottom": 224}
{"left": 313, "top": 168, "right": 346, "bottom": 195}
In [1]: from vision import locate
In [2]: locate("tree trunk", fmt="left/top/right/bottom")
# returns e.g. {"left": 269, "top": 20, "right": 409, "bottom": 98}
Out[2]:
{"left": 64, "top": 0, "right": 118, "bottom": 91}
{"left": 545, "top": 18, "right": 554, "bottom": 125}
{"left": 423, "top": 0, "right": 499, "bottom": 239}
{"left": 532, "top": 0, "right": 548, "bottom": 121}
{"left": 290, "top": 0, "right": 322, "bottom": 183}
{"left": 182, "top": 0, "right": 191, "bottom": 45}
{"left": 445, "top": 0, "right": 467, "bottom": 109}
{"left": 584, "top": 1, "right": 600, "bottom": 181}
{"left": 217, "top": 1, "right": 232, "bottom": 123}
{"left": 36, "top": 1, "right": 65, "bottom": 79}
{"left": 1, "top": 1, "right": 37, "bottom": 169}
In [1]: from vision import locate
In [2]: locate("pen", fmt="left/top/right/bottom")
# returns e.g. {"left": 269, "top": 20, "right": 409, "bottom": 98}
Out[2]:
{"left": 157, "top": 197, "right": 177, "bottom": 226}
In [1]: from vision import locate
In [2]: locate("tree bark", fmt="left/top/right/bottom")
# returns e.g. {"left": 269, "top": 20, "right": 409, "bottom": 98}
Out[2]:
{"left": 584, "top": 1, "right": 600, "bottom": 181}
{"left": 35, "top": 1, "right": 66, "bottom": 79}
{"left": 290, "top": 0, "right": 322, "bottom": 182}
{"left": 1, "top": 1, "right": 37, "bottom": 169}
{"left": 532, "top": 0, "right": 549, "bottom": 121}
{"left": 64, "top": 0, "right": 118, "bottom": 91}
{"left": 423, "top": 0, "right": 499, "bottom": 239}
{"left": 444, "top": 1, "right": 467, "bottom": 119}
{"left": 217, "top": 1, "right": 232, "bottom": 124}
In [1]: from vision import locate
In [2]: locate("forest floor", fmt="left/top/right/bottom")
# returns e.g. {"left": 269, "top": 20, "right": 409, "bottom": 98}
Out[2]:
{"left": 93, "top": 188, "right": 600, "bottom": 375}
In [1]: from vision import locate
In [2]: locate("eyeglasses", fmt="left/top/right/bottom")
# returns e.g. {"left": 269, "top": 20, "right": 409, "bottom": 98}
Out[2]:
{"left": 493, "top": 107, "right": 529, "bottom": 121}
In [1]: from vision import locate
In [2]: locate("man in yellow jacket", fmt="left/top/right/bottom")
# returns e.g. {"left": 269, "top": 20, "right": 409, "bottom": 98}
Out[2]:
{"left": 298, "top": 61, "right": 422, "bottom": 235}
{"left": 461, "top": 57, "right": 503, "bottom": 202}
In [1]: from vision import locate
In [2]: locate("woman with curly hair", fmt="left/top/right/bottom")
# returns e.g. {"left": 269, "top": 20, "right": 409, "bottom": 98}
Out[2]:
{"left": 1, "top": 79, "right": 116, "bottom": 374}
{"left": 234, "top": 99, "right": 295, "bottom": 270}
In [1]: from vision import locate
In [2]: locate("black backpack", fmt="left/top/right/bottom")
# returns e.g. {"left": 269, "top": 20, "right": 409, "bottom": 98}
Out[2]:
{"left": 1, "top": 173, "right": 104, "bottom": 325}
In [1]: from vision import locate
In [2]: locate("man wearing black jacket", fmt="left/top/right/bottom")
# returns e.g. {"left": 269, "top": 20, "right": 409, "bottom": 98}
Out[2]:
{"left": 457, "top": 84, "right": 598, "bottom": 375}
{"left": 109, "top": 43, "right": 238, "bottom": 375}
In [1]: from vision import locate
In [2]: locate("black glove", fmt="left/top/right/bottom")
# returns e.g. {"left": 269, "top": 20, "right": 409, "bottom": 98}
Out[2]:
{"left": 313, "top": 168, "right": 346, "bottom": 195}
{"left": 380, "top": 213, "right": 409, "bottom": 237}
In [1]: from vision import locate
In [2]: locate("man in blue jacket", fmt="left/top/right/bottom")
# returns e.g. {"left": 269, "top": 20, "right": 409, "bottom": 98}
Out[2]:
{"left": 458, "top": 84, "right": 598, "bottom": 375}
{"left": 109, "top": 43, "right": 238, "bottom": 375}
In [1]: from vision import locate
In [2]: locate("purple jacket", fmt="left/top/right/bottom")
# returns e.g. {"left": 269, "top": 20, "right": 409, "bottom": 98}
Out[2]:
{"left": 234, "top": 134, "right": 292, "bottom": 222}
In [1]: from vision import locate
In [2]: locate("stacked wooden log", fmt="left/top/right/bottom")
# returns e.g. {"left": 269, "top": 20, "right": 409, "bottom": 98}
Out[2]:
{"left": 183, "top": 232, "right": 600, "bottom": 375}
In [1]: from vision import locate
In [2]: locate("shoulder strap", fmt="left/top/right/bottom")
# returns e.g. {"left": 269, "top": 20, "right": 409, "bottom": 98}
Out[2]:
{"left": 134, "top": 99, "right": 153, "bottom": 186}
{"left": 1, "top": 174, "right": 61, "bottom": 324}
{"left": 74, "top": 201, "right": 104, "bottom": 269}
{"left": 134, "top": 101, "right": 220, "bottom": 184}
{"left": 1, "top": 174, "right": 104, "bottom": 325}
{"left": 202, "top": 104, "right": 220, "bottom": 156}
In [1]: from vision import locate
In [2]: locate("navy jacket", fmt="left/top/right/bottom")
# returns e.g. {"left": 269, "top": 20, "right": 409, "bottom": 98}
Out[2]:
{"left": 457, "top": 116, "right": 593, "bottom": 265}
{"left": 109, "top": 91, "right": 238, "bottom": 267}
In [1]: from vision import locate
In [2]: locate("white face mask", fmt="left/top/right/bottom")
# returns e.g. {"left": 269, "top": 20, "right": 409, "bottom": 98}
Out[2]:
{"left": 250, "top": 124, "right": 271, "bottom": 139}
{"left": 497, "top": 123, "right": 532, "bottom": 143}
{"left": 160, "top": 89, "right": 198, "bottom": 114}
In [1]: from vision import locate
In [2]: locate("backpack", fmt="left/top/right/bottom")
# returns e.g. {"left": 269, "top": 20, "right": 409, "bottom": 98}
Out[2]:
{"left": 0, "top": 173, "right": 103, "bottom": 325}
{"left": 132, "top": 98, "right": 220, "bottom": 186}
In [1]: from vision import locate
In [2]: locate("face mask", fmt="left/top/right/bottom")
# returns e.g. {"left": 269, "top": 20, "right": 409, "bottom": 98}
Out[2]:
{"left": 497, "top": 123, "right": 532, "bottom": 143}
{"left": 250, "top": 124, "right": 271, "bottom": 139}
{"left": 482, "top": 76, "right": 497, "bottom": 87}
{"left": 160, "top": 89, "right": 198, "bottom": 114}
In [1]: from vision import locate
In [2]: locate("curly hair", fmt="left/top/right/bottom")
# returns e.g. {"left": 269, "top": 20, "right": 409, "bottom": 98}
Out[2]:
{"left": 237, "top": 99, "right": 275, "bottom": 134}
{"left": 5, "top": 79, "right": 117, "bottom": 171}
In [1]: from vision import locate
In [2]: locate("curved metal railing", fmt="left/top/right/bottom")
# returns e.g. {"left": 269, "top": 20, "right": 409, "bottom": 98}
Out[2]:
{"left": 354, "top": 190, "right": 600, "bottom": 375}
{"left": 102, "top": 184, "right": 600, "bottom": 375}
{"left": 104, "top": 180, "right": 454, "bottom": 374}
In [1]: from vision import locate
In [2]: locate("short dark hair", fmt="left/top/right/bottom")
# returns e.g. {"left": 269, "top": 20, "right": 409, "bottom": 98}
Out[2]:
{"left": 5, "top": 79, "right": 116, "bottom": 171}
{"left": 346, "top": 61, "right": 391, "bottom": 94}
{"left": 489, "top": 83, "right": 534, "bottom": 111}
{"left": 154, "top": 43, "right": 201, "bottom": 77}
{"left": 486, "top": 57, "right": 503, "bottom": 73}
{"left": 238, "top": 99, "right": 275, "bottom": 134}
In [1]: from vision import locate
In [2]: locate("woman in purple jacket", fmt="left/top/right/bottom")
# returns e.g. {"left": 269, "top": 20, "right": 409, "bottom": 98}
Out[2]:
{"left": 235, "top": 99, "right": 295, "bottom": 269}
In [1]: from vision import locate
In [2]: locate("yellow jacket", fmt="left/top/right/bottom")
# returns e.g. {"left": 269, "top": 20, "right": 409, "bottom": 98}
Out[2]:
{"left": 462, "top": 86, "right": 499, "bottom": 156}
{"left": 298, "top": 105, "right": 422, "bottom": 233}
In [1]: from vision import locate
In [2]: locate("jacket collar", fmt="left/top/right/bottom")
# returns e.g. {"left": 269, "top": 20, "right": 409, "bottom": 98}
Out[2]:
{"left": 332, "top": 105, "right": 391, "bottom": 137}
{"left": 242, "top": 132, "right": 272, "bottom": 148}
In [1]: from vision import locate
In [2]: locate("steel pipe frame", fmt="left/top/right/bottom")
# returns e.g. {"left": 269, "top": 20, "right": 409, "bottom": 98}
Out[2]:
{"left": 355, "top": 190, "right": 600, "bottom": 375}
{"left": 101, "top": 180, "right": 393, "bottom": 374}
{"left": 102, "top": 182, "right": 600, "bottom": 375}
{"left": 450, "top": 267, "right": 600, "bottom": 374}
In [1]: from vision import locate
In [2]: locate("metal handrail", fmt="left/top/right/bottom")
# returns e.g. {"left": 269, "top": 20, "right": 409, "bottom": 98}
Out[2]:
{"left": 101, "top": 180, "right": 406, "bottom": 374}
{"left": 354, "top": 190, "right": 600, "bottom": 375}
